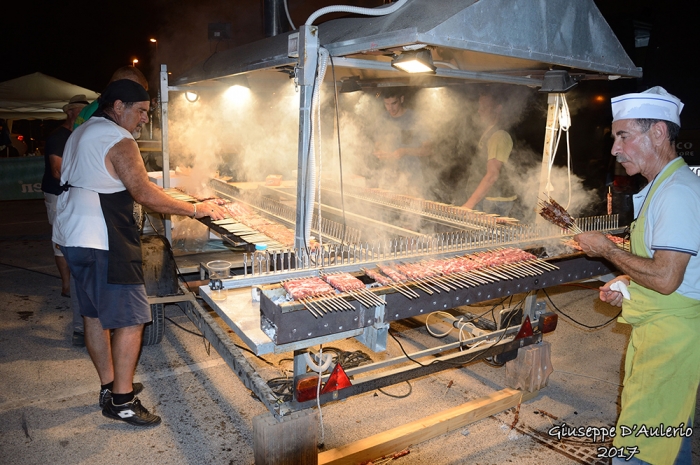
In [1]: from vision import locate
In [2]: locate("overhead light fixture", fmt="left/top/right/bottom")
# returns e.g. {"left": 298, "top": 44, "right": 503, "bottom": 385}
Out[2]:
{"left": 223, "top": 75, "right": 250, "bottom": 89}
{"left": 539, "top": 70, "right": 578, "bottom": 93}
{"left": 340, "top": 77, "right": 362, "bottom": 93}
{"left": 391, "top": 49, "right": 436, "bottom": 74}
{"left": 185, "top": 91, "right": 199, "bottom": 102}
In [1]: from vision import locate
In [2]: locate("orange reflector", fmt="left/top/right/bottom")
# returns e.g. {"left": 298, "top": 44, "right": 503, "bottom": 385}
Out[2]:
{"left": 320, "top": 363, "right": 352, "bottom": 395}
{"left": 540, "top": 312, "right": 558, "bottom": 333}
{"left": 294, "top": 374, "right": 320, "bottom": 402}
{"left": 514, "top": 316, "right": 534, "bottom": 340}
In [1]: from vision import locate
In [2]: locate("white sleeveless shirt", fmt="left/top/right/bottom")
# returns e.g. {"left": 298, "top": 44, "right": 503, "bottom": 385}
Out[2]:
{"left": 53, "top": 117, "right": 133, "bottom": 250}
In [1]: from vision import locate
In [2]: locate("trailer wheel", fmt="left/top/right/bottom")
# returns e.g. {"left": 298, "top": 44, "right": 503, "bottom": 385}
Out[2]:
{"left": 142, "top": 303, "right": 164, "bottom": 346}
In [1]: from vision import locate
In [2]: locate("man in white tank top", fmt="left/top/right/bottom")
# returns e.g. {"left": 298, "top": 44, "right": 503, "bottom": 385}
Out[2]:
{"left": 54, "top": 79, "right": 228, "bottom": 427}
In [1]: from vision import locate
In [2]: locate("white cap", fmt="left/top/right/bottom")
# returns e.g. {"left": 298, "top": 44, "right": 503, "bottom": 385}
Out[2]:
{"left": 611, "top": 86, "right": 684, "bottom": 126}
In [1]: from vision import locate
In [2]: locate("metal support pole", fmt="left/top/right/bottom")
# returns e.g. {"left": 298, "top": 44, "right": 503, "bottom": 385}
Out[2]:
{"left": 536, "top": 93, "right": 560, "bottom": 229}
{"left": 159, "top": 64, "right": 172, "bottom": 244}
{"left": 293, "top": 25, "right": 318, "bottom": 254}
{"left": 522, "top": 292, "right": 538, "bottom": 322}
{"left": 293, "top": 349, "right": 307, "bottom": 380}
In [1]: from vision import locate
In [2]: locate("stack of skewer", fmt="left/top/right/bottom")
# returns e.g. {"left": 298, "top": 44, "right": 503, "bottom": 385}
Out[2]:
{"left": 537, "top": 197, "right": 583, "bottom": 234}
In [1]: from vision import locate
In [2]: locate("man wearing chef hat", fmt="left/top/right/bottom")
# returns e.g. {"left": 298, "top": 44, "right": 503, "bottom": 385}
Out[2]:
{"left": 575, "top": 87, "right": 700, "bottom": 464}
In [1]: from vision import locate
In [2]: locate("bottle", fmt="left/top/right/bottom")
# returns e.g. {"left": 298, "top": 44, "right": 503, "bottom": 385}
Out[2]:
{"left": 254, "top": 243, "right": 268, "bottom": 273}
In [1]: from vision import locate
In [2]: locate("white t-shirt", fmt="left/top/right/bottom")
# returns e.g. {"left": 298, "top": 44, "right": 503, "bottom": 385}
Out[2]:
{"left": 53, "top": 117, "right": 133, "bottom": 250}
{"left": 632, "top": 159, "right": 700, "bottom": 299}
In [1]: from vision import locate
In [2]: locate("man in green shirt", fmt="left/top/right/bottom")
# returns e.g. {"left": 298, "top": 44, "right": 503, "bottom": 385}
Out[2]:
{"left": 461, "top": 91, "right": 516, "bottom": 216}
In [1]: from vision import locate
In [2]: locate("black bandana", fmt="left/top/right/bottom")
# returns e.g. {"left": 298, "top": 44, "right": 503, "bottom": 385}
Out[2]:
{"left": 98, "top": 79, "right": 149, "bottom": 105}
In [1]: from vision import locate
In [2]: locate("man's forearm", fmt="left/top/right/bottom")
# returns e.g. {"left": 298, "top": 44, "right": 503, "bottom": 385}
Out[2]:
{"left": 134, "top": 183, "right": 196, "bottom": 217}
{"left": 463, "top": 174, "right": 497, "bottom": 209}
{"left": 603, "top": 246, "right": 681, "bottom": 295}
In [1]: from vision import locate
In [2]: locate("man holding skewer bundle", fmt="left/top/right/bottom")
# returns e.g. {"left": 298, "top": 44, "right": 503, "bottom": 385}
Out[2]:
{"left": 575, "top": 87, "right": 700, "bottom": 465}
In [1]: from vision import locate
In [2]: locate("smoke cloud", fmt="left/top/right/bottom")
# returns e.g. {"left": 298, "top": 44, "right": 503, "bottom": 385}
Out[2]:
{"left": 165, "top": 76, "right": 599, "bottom": 240}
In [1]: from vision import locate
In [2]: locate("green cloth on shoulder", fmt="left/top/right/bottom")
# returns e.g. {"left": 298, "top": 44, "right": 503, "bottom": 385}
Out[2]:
{"left": 73, "top": 100, "right": 99, "bottom": 129}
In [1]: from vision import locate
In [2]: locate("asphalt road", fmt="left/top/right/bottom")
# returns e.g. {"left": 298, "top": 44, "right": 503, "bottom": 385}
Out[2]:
{"left": 1, "top": 199, "right": 699, "bottom": 465}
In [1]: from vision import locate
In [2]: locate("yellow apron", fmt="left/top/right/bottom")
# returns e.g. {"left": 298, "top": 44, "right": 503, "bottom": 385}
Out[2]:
{"left": 613, "top": 157, "right": 700, "bottom": 464}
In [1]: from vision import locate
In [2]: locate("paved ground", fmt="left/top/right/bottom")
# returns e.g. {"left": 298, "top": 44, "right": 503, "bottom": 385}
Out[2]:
{"left": 1, "top": 199, "right": 699, "bottom": 465}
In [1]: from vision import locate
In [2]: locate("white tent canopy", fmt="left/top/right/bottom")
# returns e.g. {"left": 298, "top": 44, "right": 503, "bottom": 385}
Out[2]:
{"left": 0, "top": 72, "right": 99, "bottom": 122}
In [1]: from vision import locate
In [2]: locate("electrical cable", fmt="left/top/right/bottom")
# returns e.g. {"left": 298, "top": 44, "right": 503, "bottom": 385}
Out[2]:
{"left": 299, "top": 46, "right": 322, "bottom": 263}
{"left": 305, "top": 350, "right": 334, "bottom": 372}
{"left": 315, "top": 345, "right": 326, "bottom": 447}
{"left": 201, "top": 38, "right": 223, "bottom": 73}
{"left": 263, "top": 347, "right": 372, "bottom": 404}
{"left": 399, "top": 293, "right": 530, "bottom": 368}
{"left": 313, "top": 49, "right": 330, "bottom": 255}
{"left": 328, "top": 55, "right": 348, "bottom": 248}
{"left": 0, "top": 261, "right": 61, "bottom": 280}
{"left": 305, "top": 0, "right": 410, "bottom": 26}
{"left": 542, "top": 288, "right": 621, "bottom": 329}
{"left": 283, "top": 0, "right": 296, "bottom": 30}
{"left": 544, "top": 94, "right": 575, "bottom": 210}
{"left": 424, "top": 295, "right": 513, "bottom": 340}
{"left": 378, "top": 381, "right": 413, "bottom": 399}
{"left": 552, "top": 370, "right": 622, "bottom": 387}
{"left": 164, "top": 316, "right": 202, "bottom": 337}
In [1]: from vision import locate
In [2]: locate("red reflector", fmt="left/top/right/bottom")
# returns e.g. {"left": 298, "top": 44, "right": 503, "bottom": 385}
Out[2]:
{"left": 514, "top": 316, "right": 534, "bottom": 340}
{"left": 294, "top": 374, "right": 320, "bottom": 402}
{"left": 320, "top": 363, "right": 352, "bottom": 394}
{"left": 540, "top": 312, "right": 558, "bottom": 333}
{"left": 17, "top": 135, "right": 24, "bottom": 141}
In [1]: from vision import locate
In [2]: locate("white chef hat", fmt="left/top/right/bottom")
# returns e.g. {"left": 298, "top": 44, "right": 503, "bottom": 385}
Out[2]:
{"left": 611, "top": 86, "right": 683, "bottom": 126}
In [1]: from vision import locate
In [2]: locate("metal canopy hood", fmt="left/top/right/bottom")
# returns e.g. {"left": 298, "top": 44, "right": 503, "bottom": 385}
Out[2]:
{"left": 175, "top": 0, "right": 641, "bottom": 88}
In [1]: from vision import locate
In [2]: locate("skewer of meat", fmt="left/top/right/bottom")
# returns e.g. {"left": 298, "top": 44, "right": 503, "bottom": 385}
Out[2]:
{"left": 538, "top": 196, "right": 583, "bottom": 233}
{"left": 362, "top": 268, "right": 419, "bottom": 299}
{"left": 379, "top": 264, "right": 436, "bottom": 295}
{"left": 396, "top": 263, "right": 450, "bottom": 292}
{"left": 300, "top": 297, "right": 324, "bottom": 317}
{"left": 321, "top": 272, "right": 382, "bottom": 308}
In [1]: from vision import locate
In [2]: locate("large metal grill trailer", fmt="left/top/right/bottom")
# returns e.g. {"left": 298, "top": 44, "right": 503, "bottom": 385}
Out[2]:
{"left": 142, "top": 0, "right": 641, "bottom": 461}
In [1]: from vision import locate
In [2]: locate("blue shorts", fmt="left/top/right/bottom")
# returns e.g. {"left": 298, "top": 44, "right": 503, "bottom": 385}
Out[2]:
{"left": 60, "top": 246, "right": 151, "bottom": 329}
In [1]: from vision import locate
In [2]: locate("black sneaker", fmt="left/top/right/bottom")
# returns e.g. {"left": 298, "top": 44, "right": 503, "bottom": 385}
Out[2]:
{"left": 102, "top": 397, "right": 161, "bottom": 427}
{"left": 99, "top": 382, "right": 144, "bottom": 408}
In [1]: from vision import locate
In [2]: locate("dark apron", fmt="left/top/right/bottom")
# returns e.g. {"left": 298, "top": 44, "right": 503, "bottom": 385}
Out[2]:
{"left": 99, "top": 190, "right": 144, "bottom": 285}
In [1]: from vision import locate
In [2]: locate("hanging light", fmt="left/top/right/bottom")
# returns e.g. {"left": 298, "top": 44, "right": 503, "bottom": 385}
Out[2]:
{"left": 391, "top": 49, "right": 436, "bottom": 74}
{"left": 185, "top": 91, "right": 199, "bottom": 103}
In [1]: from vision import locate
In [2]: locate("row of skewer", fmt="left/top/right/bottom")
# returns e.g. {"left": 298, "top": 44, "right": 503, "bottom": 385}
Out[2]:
{"left": 279, "top": 249, "right": 559, "bottom": 318}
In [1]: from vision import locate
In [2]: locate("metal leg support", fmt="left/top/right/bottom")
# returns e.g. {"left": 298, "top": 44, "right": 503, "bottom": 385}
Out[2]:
{"left": 178, "top": 282, "right": 291, "bottom": 418}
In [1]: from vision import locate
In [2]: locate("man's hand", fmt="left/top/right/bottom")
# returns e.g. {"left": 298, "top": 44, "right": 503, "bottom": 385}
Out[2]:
{"left": 599, "top": 275, "right": 630, "bottom": 307}
{"left": 573, "top": 231, "right": 616, "bottom": 257}
{"left": 194, "top": 200, "right": 228, "bottom": 221}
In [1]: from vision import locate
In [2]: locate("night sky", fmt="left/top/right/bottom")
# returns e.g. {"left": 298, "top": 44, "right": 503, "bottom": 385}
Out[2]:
{"left": 2, "top": 0, "right": 698, "bottom": 126}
